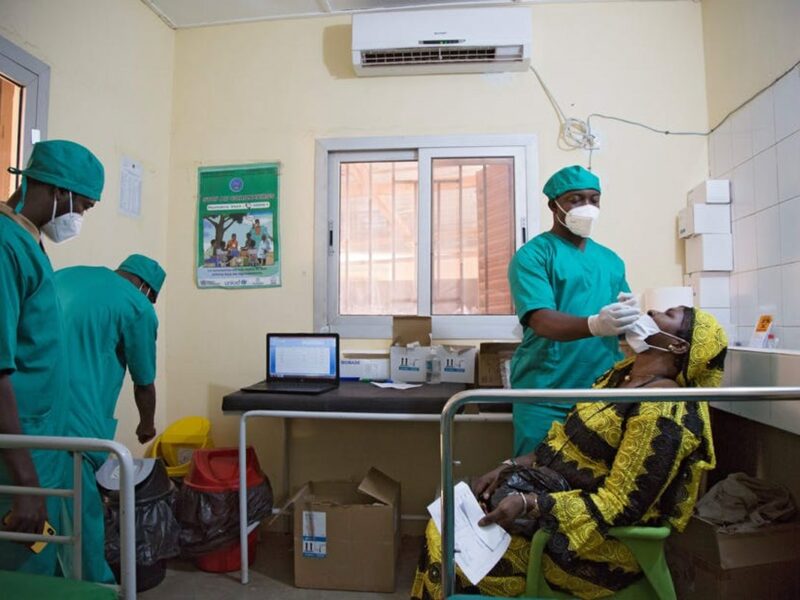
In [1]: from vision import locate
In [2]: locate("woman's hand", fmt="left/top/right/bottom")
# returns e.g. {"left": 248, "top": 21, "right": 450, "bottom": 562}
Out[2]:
{"left": 478, "top": 493, "right": 527, "bottom": 531}
{"left": 471, "top": 465, "right": 506, "bottom": 503}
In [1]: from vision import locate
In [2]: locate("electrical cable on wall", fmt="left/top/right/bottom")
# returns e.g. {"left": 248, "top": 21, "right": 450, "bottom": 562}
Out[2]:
{"left": 529, "top": 57, "right": 800, "bottom": 169}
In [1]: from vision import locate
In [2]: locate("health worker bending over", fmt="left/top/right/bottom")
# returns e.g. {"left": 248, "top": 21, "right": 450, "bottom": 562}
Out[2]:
{"left": 55, "top": 253, "right": 165, "bottom": 583}
{"left": 508, "top": 165, "right": 638, "bottom": 455}
{"left": 0, "top": 140, "right": 103, "bottom": 574}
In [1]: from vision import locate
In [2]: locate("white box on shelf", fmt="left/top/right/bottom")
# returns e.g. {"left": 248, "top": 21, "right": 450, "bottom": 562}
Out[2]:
{"left": 685, "top": 234, "right": 733, "bottom": 273}
{"left": 677, "top": 204, "right": 731, "bottom": 238}
{"left": 687, "top": 179, "right": 730, "bottom": 205}
{"left": 688, "top": 273, "right": 731, "bottom": 308}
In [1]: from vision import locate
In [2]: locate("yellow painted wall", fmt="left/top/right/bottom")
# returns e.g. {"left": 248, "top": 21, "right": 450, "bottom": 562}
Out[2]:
{"left": 0, "top": 0, "right": 174, "bottom": 454}
{"left": 167, "top": 3, "right": 709, "bottom": 525}
{"left": 702, "top": 0, "right": 800, "bottom": 126}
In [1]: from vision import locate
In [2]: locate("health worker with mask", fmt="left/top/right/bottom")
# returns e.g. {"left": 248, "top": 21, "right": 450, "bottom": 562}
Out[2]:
{"left": 54, "top": 253, "right": 165, "bottom": 582}
{"left": 507, "top": 165, "right": 638, "bottom": 455}
{"left": 0, "top": 140, "right": 103, "bottom": 574}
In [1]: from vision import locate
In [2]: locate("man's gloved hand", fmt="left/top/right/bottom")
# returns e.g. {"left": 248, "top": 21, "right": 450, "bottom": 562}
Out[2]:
{"left": 617, "top": 291, "right": 641, "bottom": 313}
{"left": 587, "top": 301, "right": 640, "bottom": 337}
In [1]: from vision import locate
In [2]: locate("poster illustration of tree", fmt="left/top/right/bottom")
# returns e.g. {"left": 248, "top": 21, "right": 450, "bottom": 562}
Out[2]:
{"left": 196, "top": 163, "right": 280, "bottom": 289}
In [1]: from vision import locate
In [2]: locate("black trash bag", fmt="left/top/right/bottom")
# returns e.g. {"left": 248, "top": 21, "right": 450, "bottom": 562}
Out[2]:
{"left": 103, "top": 488, "right": 181, "bottom": 566}
{"left": 487, "top": 464, "right": 570, "bottom": 537}
{"left": 176, "top": 479, "right": 273, "bottom": 557}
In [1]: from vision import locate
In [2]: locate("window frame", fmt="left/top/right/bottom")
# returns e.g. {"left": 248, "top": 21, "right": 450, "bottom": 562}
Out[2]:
{"left": 0, "top": 35, "right": 50, "bottom": 168}
{"left": 314, "top": 134, "right": 539, "bottom": 340}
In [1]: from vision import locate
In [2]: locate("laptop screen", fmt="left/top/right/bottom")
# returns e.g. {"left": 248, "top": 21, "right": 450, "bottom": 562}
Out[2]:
{"left": 267, "top": 333, "right": 339, "bottom": 382}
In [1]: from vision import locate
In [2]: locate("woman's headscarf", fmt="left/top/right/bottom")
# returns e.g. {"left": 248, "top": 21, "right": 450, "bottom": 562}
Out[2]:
{"left": 677, "top": 307, "right": 728, "bottom": 388}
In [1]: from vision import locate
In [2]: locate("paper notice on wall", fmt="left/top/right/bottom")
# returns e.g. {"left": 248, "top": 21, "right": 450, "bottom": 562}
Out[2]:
{"left": 302, "top": 510, "right": 327, "bottom": 558}
{"left": 427, "top": 481, "right": 510, "bottom": 585}
{"left": 120, "top": 156, "right": 142, "bottom": 217}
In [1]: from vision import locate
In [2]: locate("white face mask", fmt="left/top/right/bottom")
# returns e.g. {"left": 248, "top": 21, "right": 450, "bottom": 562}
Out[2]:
{"left": 556, "top": 202, "right": 600, "bottom": 238}
{"left": 41, "top": 191, "right": 83, "bottom": 243}
{"left": 625, "top": 313, "right": 686, "bottom": 354}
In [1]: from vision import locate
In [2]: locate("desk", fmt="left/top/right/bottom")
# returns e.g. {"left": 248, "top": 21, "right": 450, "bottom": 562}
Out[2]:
{"left": 222, "top": 381, "right": 512, "bottom": 584}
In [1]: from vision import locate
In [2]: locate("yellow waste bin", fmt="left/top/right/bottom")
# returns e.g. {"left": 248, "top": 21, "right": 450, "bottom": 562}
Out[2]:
{"left": 146, "top": 416, "right": 213, "bottom": 478}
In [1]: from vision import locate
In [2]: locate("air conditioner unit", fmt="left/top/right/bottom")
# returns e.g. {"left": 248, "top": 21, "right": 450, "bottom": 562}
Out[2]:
{"left": 351, "top": 7, "right": 532, "bottom": 77}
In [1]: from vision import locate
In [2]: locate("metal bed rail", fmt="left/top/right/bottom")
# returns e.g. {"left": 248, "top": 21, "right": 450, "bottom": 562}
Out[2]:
{"left": 0, "top": 434, "right": 136, "bottom": 598}
{"left": 439, "top": 386, "right": 800, "bottom": 598}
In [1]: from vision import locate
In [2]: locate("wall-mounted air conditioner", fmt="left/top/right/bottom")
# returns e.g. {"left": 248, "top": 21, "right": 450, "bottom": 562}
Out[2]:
{"left": 351, "top": 7, "right": 532, "bottom": 77}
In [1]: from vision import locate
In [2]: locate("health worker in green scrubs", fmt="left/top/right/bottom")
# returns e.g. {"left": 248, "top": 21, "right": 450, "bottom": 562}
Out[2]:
{"left": 507, "top": 165, "right": 639, "bottom": 455}
{"left": 0, "top": 140, "right": 103, "bottom": 574}
{"left": 55, "top": 254, "right": 165, "bottom": 583}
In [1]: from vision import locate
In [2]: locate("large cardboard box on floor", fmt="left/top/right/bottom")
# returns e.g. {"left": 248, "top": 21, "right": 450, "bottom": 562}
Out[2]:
{"left": 666, "top": 516, "right": 800, "bottom": 599}
{"left": 293, "top": 468, "right": 401, "bottom": 593}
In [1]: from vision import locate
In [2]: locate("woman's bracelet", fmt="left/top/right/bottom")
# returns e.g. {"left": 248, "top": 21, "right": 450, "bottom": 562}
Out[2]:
{"left": 516, "top": 491, "right": 528, "bottom": 515}
{"left": 501, "top": 458, "right": 518, "bottom": 467}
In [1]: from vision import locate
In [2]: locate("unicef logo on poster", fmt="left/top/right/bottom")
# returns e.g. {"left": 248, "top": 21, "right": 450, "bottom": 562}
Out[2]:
{"left": 228, "top": 177, "right": 244, "bottom": 193}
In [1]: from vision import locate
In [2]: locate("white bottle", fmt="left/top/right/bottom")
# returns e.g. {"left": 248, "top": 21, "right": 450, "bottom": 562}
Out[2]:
{"left": 426, "top": 347, "right": 442, "bottom": 384}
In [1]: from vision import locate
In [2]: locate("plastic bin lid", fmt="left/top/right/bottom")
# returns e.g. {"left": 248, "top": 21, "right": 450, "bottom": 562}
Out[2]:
{"left": 162, "top": 416, "right": 211, "bottom": 445}
{"left": 96, "top": 457, "right": 156, "bottom": 491}
{"left": 184, "top": 447, "right": 264, "bottom": 492}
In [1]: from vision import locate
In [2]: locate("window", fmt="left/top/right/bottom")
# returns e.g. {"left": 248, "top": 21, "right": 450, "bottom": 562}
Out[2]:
{"left": 315, "top": 135, "right": 538, "bottom": 339}
{"left": 0, "top": 36, "right": 50, "bottom": 193}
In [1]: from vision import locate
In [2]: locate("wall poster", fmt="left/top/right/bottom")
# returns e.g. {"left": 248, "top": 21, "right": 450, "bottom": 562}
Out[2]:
{"left": 196, "top": 163, "right": 280, "bottom": 289}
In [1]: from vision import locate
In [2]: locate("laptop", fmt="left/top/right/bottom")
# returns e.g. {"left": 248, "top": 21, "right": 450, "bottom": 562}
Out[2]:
{"left": 241, "top": 333, "right": 340, "bottom": 394}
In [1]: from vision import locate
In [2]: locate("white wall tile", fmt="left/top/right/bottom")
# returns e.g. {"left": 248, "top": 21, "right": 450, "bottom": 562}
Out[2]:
{"left": 732, "top": 214, "right": 757, "bottom": 272}
{"left": 729, "top": 273, "right": 739, "bottom": 325}
{"left": 753, "top": 147, "right": 779, "bottom": 211}
{"left": 776, "top": 130, "right": 800, "bottom": 202}
{"left": 780, "top": 326, "right": 800, "bottom": 352}
{"left": 751, "top": 87, "right": 776, "bottom": 154}
{"left": 779, "top": 196, "right": 800, "bottom": 263}
{"left": 737, "top": 326, "right": 753, "bottom": 347}
{"left": 731, "top": 159, "right": 756, "bottom": 220}
{"left": 756, "top": 265, "right": 782, "bottom": 323}
{"left": 756, "top": 205, "right": 781, "bottom": 268}
{"left": 730, "top": 104, "right": 753, "bottom": 168}
{"left": 737, "top": 270, "right": 758, "bottom": 326}
{"left": 773, "top": 66, "right": 800, "bottom": 142}
{"left": 781, "top": 261, "right": 800, "bottom": 327}
{"left": 710, "top": 119, "right": 733, "bottom": 179}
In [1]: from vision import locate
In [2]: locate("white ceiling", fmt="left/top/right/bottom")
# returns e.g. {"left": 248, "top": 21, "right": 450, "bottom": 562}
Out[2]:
{"left": 141, "top": 0, "right": 691, "bottom": 29}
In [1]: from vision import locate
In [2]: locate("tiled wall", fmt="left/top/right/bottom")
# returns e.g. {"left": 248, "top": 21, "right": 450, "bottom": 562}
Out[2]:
{"left": 709, "top": 66, "right": 800, "bottom": 350}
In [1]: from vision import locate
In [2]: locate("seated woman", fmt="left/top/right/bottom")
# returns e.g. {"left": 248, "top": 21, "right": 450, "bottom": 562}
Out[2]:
{"left": 411, "top": 306, "right": 727, "bottom": 600}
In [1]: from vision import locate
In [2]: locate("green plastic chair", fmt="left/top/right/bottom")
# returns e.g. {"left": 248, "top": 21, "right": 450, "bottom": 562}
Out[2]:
{"left": 449, "top": 526, "right": 675, "bottom": 600}
{"left": 0, "top": 570, "right": 117, "bottom": 599}
{"left": 525, "top": 526, "right": 676, "bottom": 600}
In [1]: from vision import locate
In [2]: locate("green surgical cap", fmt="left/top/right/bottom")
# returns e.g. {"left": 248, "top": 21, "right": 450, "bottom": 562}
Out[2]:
{"left": 119, "top": 254, "right": 166, "bottom": 294}
{"left": 9, "top": 140, "right": 104, "bottom": 201}
{"left": 542, "top": 165, "right": 601, "bottom": 201}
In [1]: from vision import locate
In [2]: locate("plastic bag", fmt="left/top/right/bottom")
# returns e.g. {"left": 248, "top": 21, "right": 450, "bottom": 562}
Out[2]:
{"left": 104, "top": 490, "right": 181, "bottom": 566}
{"left": 488, "top": 464, "right": 570, "bottom": 537}
{"left": 176, "top": 480, "right": 273, "bottom": 557}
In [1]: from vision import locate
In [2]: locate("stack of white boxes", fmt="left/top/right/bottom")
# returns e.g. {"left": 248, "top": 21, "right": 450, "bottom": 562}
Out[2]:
{"left": 679, "top": 180, "right": 732, "bottom": 335}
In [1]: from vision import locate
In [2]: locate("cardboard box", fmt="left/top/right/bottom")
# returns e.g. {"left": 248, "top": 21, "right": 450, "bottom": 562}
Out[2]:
{"left": 678, "top": 204, "right": 731, "bottom": 238}
{"left": 688, "top": 273, "right": 731, "bottom": 308}
{"left": 340, "top": 350, "right": 390, "bottom": 381}
{"left": 687, "top": 179, "right": 731, "bottom": 205}
{"left": 438, "top": 345, "right": 477, "bottom": 384}
{"left": 293, "top": 468, "right": 401, "bottom": 593}
{"left": 667, "top": 516, "right": 800, "bottom": 599}
{"left": 685, "top": 234, "right": 733, "bottom": 273}
{"left": 391, "top": 316, "right": 431, "bottom": 346}
{"left": 477, "top": 342, "right": 519, "bottom": 387}
{"left": 389, "top": 345, "right": 428, "bottom": 382}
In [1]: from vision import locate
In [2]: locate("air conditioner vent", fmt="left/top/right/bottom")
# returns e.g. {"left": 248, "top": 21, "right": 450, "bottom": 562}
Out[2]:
{"left": 361, "top": 45, "right": 523, "bottom": 67}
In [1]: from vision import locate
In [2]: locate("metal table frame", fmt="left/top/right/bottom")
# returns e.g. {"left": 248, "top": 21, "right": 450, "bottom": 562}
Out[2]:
{"left": 234, "top": 408, "right": 511, "bottom": 585}
{"left": 0, "top": 434, "right": 137, "bottom": 598}
{"left": 438, "top": 386, "right": 800, "bottom": 598}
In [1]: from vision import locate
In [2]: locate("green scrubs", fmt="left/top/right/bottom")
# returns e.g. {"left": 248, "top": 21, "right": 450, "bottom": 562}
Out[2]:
{"left": 0, "top": 212, "right": 67, "bottom": 575}
{"left": 507, "top": 231, "right": 629, "bottom": 455}
{"left": 54, "top": 266, "right": 158, "bottom": 584}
